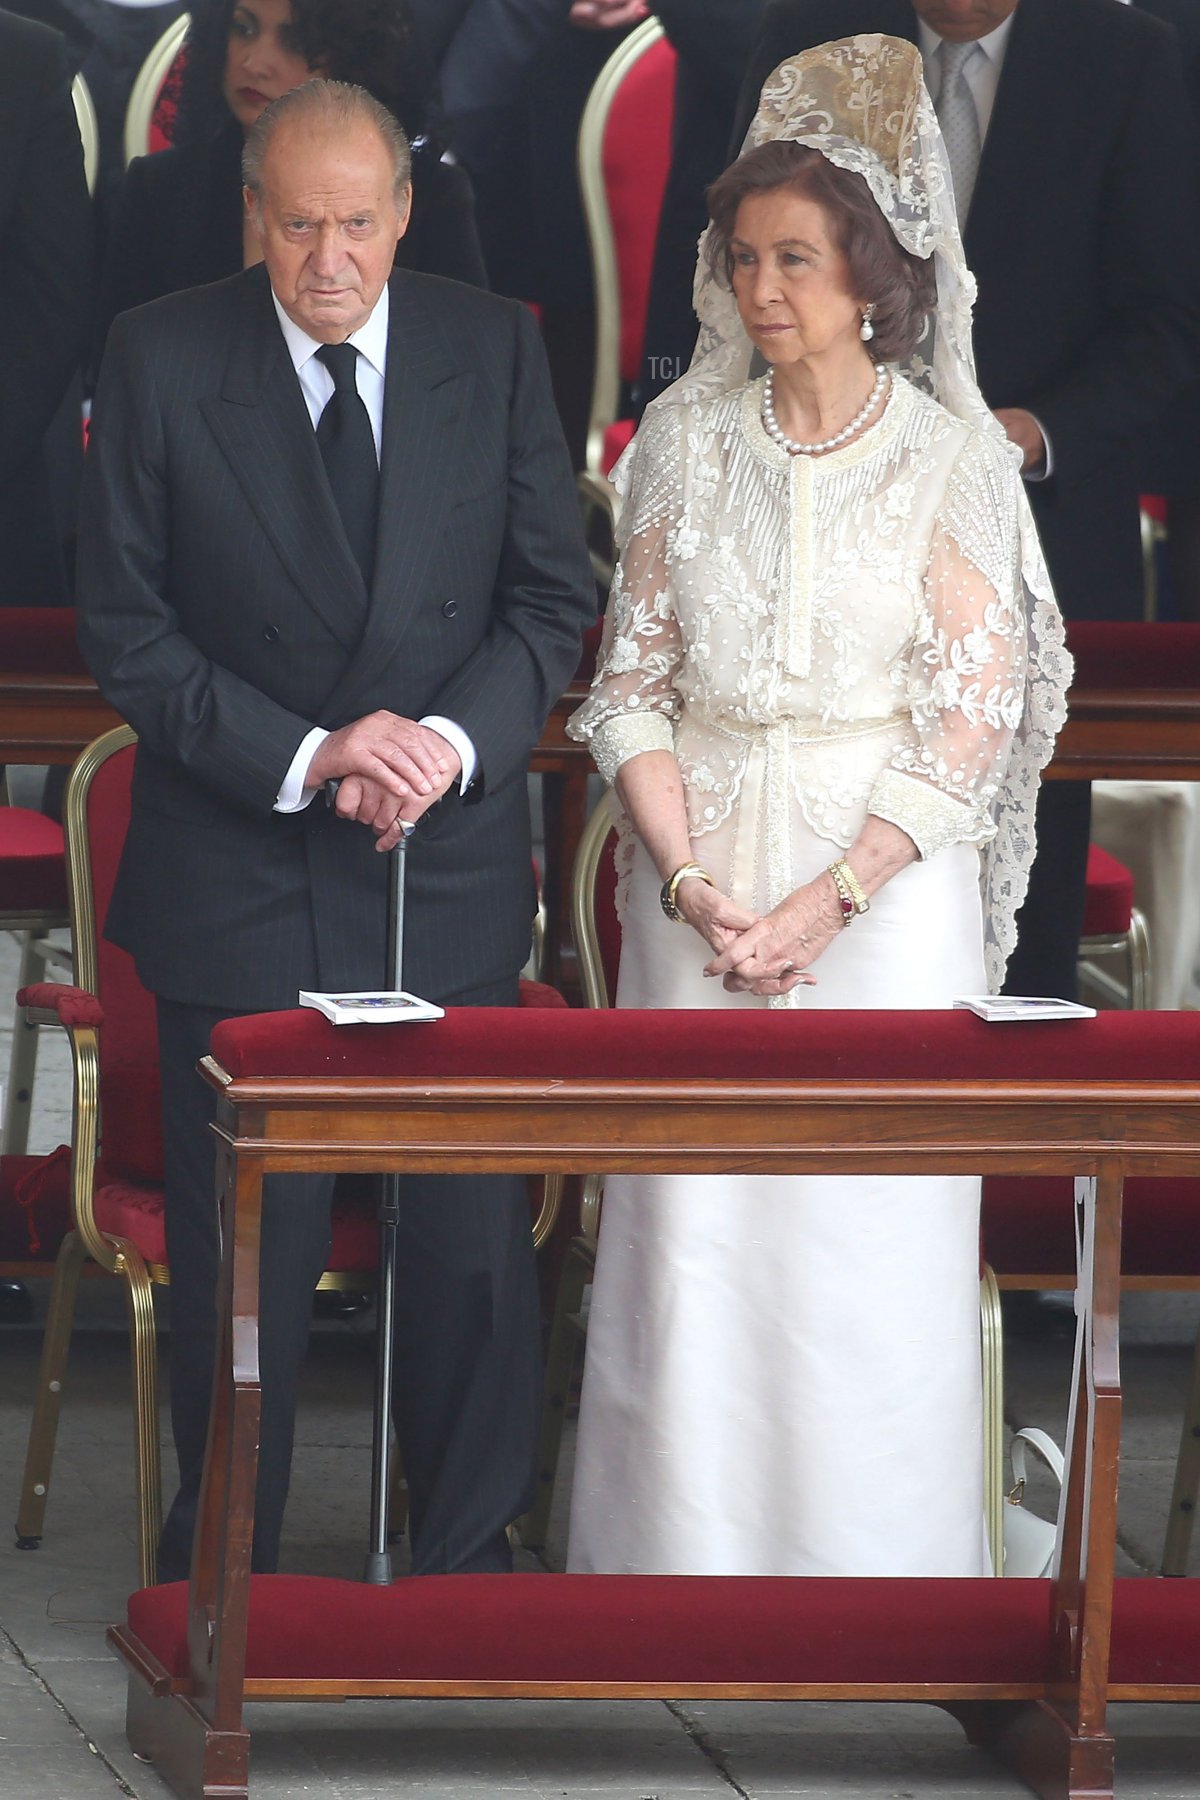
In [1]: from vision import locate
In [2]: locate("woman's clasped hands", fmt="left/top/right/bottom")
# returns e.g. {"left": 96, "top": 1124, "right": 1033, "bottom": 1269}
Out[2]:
{"left": 678, "top": 873, "right": 847, "bottom": 996}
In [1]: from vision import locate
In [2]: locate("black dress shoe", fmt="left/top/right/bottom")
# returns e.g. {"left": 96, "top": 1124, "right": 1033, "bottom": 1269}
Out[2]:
{"left": 312, "top": 1288, "right": 373, "bottom": 1321}
{"left": 0, "top": 1280, "right": 34, "bottom": 1324}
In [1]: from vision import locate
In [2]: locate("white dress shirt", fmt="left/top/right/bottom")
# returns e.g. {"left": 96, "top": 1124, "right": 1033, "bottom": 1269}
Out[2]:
{"left": 917, "top": 13, "right": 1052, "bottom": 479}
{"left": 269, "top": 286, "right": 477, "bottom": 810}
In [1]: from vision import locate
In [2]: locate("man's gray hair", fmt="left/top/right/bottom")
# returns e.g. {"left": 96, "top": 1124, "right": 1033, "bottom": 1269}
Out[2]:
{"left": 243, "top": 79, "right": 412, "bottom": 205}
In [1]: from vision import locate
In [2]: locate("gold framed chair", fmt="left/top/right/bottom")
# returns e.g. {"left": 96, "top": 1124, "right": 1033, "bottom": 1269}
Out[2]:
{"left": 576, "top": 17, "right": 676, "bottom": 583}
{"left": 523, "top": 798, "right": 1007, "bottom": 1572}
{"left": 14, "top": 727, "right": 382, "bottom": 1586}
{"left": 123, "top": 11, "right": 190, "bottom": 166}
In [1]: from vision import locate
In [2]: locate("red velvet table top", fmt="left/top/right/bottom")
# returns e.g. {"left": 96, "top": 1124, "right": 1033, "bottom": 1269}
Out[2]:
{"left": 0, "top": 608, "right": 88, "bottom": 677}
{"left": 1065, "top": 621, "right": 1200, "bottom": 691}
{"left": 209, "top": 1006, "right": 1200, "bottom": 1088}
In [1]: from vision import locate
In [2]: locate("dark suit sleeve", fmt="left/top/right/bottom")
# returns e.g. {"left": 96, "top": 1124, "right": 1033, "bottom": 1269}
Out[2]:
{"left": 656, "top": 0, "right": 769, "bottom": 95}
{"left": 0, "top": 26, "right": 91, "bottom": 483}
{"left": 1031, "top": 24, "right": 1200, "bottom": 477}
{"left": 92, "top": 154, "right": 162, "bottom": 375}
{"left": 401, "top": 155, "right": 488, "bottom": 289}
{"left": 76, "top": 314, "right": 320, "bottom": 814}
{"left": 424, "top": 302, "right": 595, "bottom": 792}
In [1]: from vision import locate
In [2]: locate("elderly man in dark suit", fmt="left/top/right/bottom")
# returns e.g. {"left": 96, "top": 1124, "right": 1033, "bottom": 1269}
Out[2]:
{"left": 737, "top": 0, "right": 1200, "bottom": 998}
{"left": 0, "top": 6, "right": 91, "bottom": 605}
{"left": 78, "top": 78, "right": 595, "bottom": 1582}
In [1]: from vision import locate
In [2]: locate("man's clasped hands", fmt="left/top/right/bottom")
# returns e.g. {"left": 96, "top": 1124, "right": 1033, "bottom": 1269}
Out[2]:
{"left": 306, "top": 710, "right": 461, "bottom": 852}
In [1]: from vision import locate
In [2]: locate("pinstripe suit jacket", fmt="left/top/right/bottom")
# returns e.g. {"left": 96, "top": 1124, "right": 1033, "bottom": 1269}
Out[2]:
{"left": 77, "top": 264, "right": 594, "bottom": 1011}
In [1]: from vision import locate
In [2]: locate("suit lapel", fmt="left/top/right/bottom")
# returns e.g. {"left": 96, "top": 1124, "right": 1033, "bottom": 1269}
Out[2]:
{"left": 320, "top": 274, "right": 476, "bottom": 719}
{"left": 200, "top": 267, "right": 367, "bottom": 651}
{"left": 963, "top": 0, "right": 1057, "bottom": 259}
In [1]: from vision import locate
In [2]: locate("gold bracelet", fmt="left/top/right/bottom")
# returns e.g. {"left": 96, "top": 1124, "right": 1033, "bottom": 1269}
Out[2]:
{"left": 660, "top": 861, "right": 714, "bottom": 923}
{"left": 828, "top": 858, "right": 869, "bottom": 926}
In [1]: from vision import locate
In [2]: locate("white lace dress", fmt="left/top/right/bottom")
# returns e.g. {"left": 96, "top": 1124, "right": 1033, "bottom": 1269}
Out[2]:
{"left": 565, "top": 372, "right": 1030, "bottom": 1577}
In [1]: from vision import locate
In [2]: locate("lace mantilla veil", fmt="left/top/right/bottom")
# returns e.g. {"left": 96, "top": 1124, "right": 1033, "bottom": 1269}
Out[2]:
{"left": 617, "top": 34, "right": 1072, "bottom": 990}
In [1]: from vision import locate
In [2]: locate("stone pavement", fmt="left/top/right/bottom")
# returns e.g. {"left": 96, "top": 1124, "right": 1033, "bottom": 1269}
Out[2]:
{"left": 2, "top": 929, "right": 1198, "bottom": 1799}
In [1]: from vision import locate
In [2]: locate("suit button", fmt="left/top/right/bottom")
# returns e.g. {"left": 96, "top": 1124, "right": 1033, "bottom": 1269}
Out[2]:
{"left": 263, "top": 625, "right": 280, "bottom": 643}
{"left": 441, "top": 601, "right": 457, "bottom": 619}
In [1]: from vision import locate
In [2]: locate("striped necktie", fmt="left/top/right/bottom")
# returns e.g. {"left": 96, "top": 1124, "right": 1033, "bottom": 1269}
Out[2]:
{"left": 936, "top": 40, "right": 982, "bottom": 225}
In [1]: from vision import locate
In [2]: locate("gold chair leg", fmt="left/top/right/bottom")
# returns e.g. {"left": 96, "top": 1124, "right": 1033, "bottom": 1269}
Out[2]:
{"left": 1162, "top": 1305, "right": 1200, "bottom": 1576}
{"left": 16, "top": 1228, "right": 88, "bottom": 1548}
{"left": 980, "top": 1263, "right": 1005, "bottom": 1576}
{"left": 517, "top": 1234, "right": 594, "bottom": 1551}
{"left": 119, "top": 1247, "right": 163, "bottom": 1589}
{"left": 1127, "top": 906, "right": 1152, "bottom": 1011}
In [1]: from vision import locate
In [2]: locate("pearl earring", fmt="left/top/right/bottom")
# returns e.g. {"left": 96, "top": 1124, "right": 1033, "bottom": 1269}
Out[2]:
{"left": 860, "top": 304, "right": 876, "bottom": 342}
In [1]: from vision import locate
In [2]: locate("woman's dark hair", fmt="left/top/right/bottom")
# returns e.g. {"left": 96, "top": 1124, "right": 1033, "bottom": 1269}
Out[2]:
{"left": 704, "top": 142, "right": 936, "bottom": 363}
{"left": 173, "top": 0, "right": 439, "bottom": 149}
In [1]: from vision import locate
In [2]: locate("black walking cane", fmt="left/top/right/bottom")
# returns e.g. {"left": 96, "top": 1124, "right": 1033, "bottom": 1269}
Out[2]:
{"left": 365, "top": 814, "right": 415, "bottom": 1584}
{"left": 326, "top": 782, "right": 414, "bottom": 1584}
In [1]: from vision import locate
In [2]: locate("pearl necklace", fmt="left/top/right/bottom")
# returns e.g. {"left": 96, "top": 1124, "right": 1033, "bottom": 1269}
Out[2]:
{"left": 761, "top": 363, "right": 888, "bottom": 456}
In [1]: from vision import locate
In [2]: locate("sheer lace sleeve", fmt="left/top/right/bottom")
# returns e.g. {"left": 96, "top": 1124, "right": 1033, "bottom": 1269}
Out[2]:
{"left": 870, "top": 432, "right": 1026, "bottom": 860}
{"left": 567, "top": 409, "right": 687, "bottom": 784}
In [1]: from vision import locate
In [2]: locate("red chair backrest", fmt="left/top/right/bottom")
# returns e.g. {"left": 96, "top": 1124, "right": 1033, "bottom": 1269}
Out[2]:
{"left": 602, "top": 36, "right": 676, "bottom": 385}
{"left": 149, "top": 48, "right": 186, "bottom": 152}
{"left": 81, "top": 744, "right": 164, "bottom": 1186}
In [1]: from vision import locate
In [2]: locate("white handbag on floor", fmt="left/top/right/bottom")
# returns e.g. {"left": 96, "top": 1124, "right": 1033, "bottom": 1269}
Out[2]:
{"left": 1003, "top": 1427, "right": 1065, "bottom": 1577}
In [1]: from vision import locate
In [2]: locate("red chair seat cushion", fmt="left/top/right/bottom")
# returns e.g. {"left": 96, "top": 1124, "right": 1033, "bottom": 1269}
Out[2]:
{"left": 1111, "top": 1576, "right": 1200, "bottom": 1686}
{"left": 983, "top": 1175, "right": 1200, "bottom": 1280}
{"left": 0, "top": 807, "right": 67, "bottom": 913}
{"left": 87, "top": 1177, "right": 379, "bottom": 1275}
{"left": 126, "top": 1573, "right": 1055, "bottom": 1687}
{"left": 210, "top": 1007, "right": 1200, "bottom": 1087}
{"left": 0, "top": 1149, "right": 71, "bottom": 1259}
{"left": 1082, "top": 845, "right": 1133, "bottom": 938}
{"left": 93, "top": 1177, "right": 167, "bottom": 1265}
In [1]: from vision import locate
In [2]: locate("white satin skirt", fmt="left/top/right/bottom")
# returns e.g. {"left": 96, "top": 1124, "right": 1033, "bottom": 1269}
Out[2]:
{"left": 566, "top": 818, "right": 988, "bottom": 1576}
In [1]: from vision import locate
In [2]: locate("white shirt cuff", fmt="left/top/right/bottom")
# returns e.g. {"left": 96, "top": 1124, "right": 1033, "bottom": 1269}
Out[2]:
{"left": 1023, "top": 414, "right": 1053, "bottom": 482}
{"left": 274, "top": 727, "right": 329, "bottom": 812}
{"left": 420, "top": 715, "right": 477, "bottom": 790}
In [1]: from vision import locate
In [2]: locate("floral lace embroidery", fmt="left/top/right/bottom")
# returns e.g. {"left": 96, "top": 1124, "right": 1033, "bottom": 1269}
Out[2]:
{"left": 568, "top": 373, "right": 1063, "bottom": 990}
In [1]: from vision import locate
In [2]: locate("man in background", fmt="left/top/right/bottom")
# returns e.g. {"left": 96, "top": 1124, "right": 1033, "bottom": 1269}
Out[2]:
{"left": 738, "top": 0, "right": 1200, "bottom": 998}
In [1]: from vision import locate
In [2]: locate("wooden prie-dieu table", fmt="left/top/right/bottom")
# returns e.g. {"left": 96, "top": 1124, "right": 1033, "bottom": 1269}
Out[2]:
{"left": 104, "top": 1006, "right": 1200, "bottom": 1800}
{"left": 4, "top": 614, "right": 1200, "bottom": 989}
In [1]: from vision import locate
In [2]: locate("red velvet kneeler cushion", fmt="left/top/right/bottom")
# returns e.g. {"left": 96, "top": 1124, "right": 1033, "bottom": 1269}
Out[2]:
{"left": 1110, "top": 1577, "right": 1200, "bottom": 1686}
{"left": 1066, "top": 621, "right": 1200, "bottom": 691}
{"left": 210, "top": 1007, "right": 1200, "bottom": 1087}
{"left": 126, "top": 1574, "right": 1055, "bottom": 1687}
{"left": 0, "top": 808, "right": 67, "bottom": 912}
{"left": 984, "top": 1176, "right": 1200, "bottom": 1279}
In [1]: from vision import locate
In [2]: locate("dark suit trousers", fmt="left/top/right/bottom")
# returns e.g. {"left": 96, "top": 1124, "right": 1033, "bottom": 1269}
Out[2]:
{"left": 155, "top": 979, "right": 541, "bottom": 1583}
{"left": 1001, "top": 781, "right": 1092, "bottom": 1002}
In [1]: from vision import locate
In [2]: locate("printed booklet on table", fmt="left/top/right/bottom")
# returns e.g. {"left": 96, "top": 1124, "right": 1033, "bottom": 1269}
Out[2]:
{"left": 299, "top": 990, "right": 445, "bottom": 1026}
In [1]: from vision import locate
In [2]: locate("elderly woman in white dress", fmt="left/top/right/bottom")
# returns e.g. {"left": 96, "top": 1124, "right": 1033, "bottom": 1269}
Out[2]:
{"left": 565, "top": 36, "right": 1071, "bottom": 1578}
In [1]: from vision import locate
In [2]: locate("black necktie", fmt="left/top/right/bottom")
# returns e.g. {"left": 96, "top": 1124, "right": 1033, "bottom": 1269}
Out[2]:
{"left": 315, "top": 342, "right": 380, "bottom": 585}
